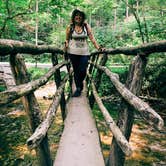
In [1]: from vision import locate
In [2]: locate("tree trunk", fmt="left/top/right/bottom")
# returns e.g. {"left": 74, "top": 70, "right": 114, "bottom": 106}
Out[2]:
{"left": 9, "top": 54, "right": 52, "bottom": 166}
{"left": 114, "top": 7, "right": 117, "bottom": 30}
{"left": 126, "top": 0, "right": 129, "bottom": 20}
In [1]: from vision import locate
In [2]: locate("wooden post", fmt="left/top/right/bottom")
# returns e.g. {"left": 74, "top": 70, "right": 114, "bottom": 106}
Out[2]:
{"left": 87, "top": 54, "right": 96, "bottom": 85}
{"left": 64, "top": 52, "right": 73, "bottom": 97}
{"left": 107, "top": 55, "right": 147, "bottom": 166}
{"left": 9, "top": 54, "right": 52, "bottom": 166}
{"left": 52, "top": 53, "right": 66, "bottom": 121}
{"left": 89, "top": 54, "right": 108, "bottom": 108}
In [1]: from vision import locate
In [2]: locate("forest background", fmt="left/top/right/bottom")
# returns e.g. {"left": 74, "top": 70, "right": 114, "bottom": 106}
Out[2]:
{"left": 0, "top": 0, "right": 166, "bottom": 165}
{"left": 1, "top": 0, "right": 166, "bottom": 97}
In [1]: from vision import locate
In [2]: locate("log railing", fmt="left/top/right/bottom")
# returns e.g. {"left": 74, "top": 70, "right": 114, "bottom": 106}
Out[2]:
{"left": 87, "top": 40, "right": 165, "bottom": 166}
{"left": 0, "top": 39, "right": 165, "bottom": 166}
{"left": 0, "top": 39, "right": 71, "bottom": 166}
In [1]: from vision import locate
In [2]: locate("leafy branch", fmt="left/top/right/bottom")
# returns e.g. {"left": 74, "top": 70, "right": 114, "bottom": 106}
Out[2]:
{"left": 0, "top": 0, "right": 34, "bottom": 37}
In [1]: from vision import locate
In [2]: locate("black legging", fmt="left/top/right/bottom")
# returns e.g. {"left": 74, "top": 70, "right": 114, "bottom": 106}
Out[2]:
{"left": 69, "top": 54, "right": 89, "bottom": 90}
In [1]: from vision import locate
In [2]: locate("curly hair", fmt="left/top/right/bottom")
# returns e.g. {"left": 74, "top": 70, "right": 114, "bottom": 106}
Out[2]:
{"left": 71, "top": 9, "right": 86, "bottom": 25}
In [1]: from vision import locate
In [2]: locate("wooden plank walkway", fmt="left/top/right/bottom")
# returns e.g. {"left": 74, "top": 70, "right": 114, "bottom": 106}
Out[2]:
{"left": 54, "top": 88, "right": 105, "bottom": 166}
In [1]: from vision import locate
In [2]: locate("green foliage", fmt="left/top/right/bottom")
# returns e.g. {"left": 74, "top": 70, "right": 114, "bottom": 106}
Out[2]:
{"left": 98, "top": 66, "right": 128, "bottom": 97}
{"left": 143, "top": 56, "right": 166, "bottom": 98}
{"left": 28, "top": 67, "right": 49, "bottom": 80}
{"left": 0, "top": 115, "right": 30, "bottom": 166}
{"left": 0, "top": 85, "right": 6, "bottom": 92}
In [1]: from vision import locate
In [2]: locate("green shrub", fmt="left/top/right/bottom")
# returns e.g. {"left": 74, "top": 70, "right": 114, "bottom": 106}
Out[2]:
{"left": 28, "top": 67, "right": 49, "bottom": 80}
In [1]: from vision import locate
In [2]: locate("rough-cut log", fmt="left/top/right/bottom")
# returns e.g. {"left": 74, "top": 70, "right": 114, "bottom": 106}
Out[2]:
{"left": 91, "top": 62, "right": 164, "bottom": 130}
{"left": 0, "top": 39, "right": 64, "bottom": 56}
{"left": 1, "top": 39, "right": 166, "bottom": 57}
{"left": 0, "top": 60, "right": 68, "bottom": 106}
{"left": 139, "top": 96, "right": 166, "bottom": 103}
{"left": 91, "top": 81, "right": 132, "bottom": 156}
{"left": 89, "top": 53, "right": 108, "bottom": 108}
{"left": 27, "top": 75, "right": 68, "bottom": 149}
{"left": 91, "top": 40, "right": 166, "bottom": 56}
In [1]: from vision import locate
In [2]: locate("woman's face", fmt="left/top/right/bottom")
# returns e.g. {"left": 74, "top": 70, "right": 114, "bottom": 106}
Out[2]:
{"left": 74, "top": 13, "right": 83, "bottom": 24}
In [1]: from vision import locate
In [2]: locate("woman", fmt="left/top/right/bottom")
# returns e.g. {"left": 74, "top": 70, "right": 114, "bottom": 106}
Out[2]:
{"left": 65, "top": 9, "right": 101, "bottom": 97}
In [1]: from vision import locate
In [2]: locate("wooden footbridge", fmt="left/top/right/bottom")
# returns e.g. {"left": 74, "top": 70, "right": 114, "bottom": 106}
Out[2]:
{"left": 0, "top": 39, "right": 165, "bottom": 166}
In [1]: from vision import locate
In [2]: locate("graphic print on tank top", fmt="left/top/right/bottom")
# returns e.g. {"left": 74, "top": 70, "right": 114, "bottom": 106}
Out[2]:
{"left": 67, "top": 26, "right": 90, "bottom": 56}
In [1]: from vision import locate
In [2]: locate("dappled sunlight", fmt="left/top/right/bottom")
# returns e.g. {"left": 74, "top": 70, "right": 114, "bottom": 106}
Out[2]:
{"left": 100, "top": 131, "right": 112, "bottom": 145}
{"left": 14, "top": 145, "right": 36, "bottom": 157}
{"left": 34, "top": 81, "right": 56, "bottom": 99}
{"left": 127, "top": 125, "right": 149, "bottom": 161}
{"left": 7, "top": 110, "right": 26, "bottom": 117}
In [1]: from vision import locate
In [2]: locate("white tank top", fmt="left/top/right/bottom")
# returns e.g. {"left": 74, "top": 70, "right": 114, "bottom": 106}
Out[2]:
{"left": 67, "top": 26, "right": 90, "bottom": 56}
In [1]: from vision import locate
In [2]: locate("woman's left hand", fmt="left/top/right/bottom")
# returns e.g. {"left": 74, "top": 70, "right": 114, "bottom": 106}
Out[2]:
{"left": 98, "top": 46, "right": 106, "bottom": 52}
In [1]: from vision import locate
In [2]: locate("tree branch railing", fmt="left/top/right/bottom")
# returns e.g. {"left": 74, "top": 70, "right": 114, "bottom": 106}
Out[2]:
{"left": 91, "top": 79, "right": 132, "bottom": 156}
{"left": 88, "top": 40, "right": 166, "bottom": 166}
{"left": 0, "top": 39, "right": 63, "bottom": 56}
{"left": 27, "top": 75, "right": 69, "bottom": 149}
{"left": 1, "top": 39, "right": 166, "bottom": 57}
{"left": 0, "top": 60, "right": 69, "bottom": 106}
{"left": 0, "top": 39, "right": 71, "bottom": 166}
{"left": 90, "top": 61, "right": 164, "bottom": 130}
{"left": 91, "top": 40, "right": 166, "bottom": 56}
{"left": 0, "top": 39, "right": 166, "bottom": 166}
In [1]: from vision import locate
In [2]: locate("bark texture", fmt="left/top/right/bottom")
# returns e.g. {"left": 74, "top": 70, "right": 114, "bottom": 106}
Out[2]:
{"left": 0, "top": 39, "right": 63, "bottom": 56}
{"left": 0, "top": 61, "right": 68, "bottom": 106}
{"left": 52, "top": 53, "right": 66, "bottom": 121}
{"left": 91, "top": 40, "right": 166, "bottom": 56}
{"left": 27, "top": 76, "right": 68, "bottom": 149}
{"left": 92, "top": 81, "right": 132, "bottom": 156}
{"left": 91, "top": 61, "right": 164, "bottom": 130}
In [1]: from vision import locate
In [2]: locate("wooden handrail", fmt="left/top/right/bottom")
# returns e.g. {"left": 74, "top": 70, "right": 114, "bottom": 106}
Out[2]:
{"left": 1, "top": 39, "right": 166, "bottom": 56}
{"left": 91, "top": 80, "right": 132, "bottom": 156}
{"left": 0, "top": 39, "right": 64, "bottom": 56}
{"left": 0, "top": 60, "right": 68, "bottom": 106}
{"left": 90, "top": 62, "right": 164, "bottom": 130}
{"left": 91, "top": 40, "right": 166, "bottom": 56}
{"left": 27, "top": 75, "right": 69, "bottom": 149}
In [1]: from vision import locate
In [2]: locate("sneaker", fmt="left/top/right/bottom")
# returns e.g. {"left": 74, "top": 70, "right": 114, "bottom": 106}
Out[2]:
{"left": 72, "top": 88, "right": 81, "bottom": 97}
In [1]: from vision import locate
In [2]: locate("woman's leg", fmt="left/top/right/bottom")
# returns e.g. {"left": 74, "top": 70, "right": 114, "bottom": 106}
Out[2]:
{"left": 77, "top": 56, "right": 89, "bottom": 90}
{"left": 69, "top": 54, "right": 89, "bottom": 96}
{"left": 69, "top": 54, "right": 80, "bottom": 89}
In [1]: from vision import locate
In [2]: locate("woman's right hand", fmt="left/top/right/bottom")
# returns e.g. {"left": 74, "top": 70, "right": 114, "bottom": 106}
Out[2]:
{"left": 64, "top": 41, "right": 68, "bottom": 52}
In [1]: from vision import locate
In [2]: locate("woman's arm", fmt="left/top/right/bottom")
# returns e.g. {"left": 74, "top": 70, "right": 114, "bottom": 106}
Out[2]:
{"left": 86, "top": 23, "right": 100, "bottom": 50}
{"left": 65, "top": 25, "right": 70, "bottom": 48}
